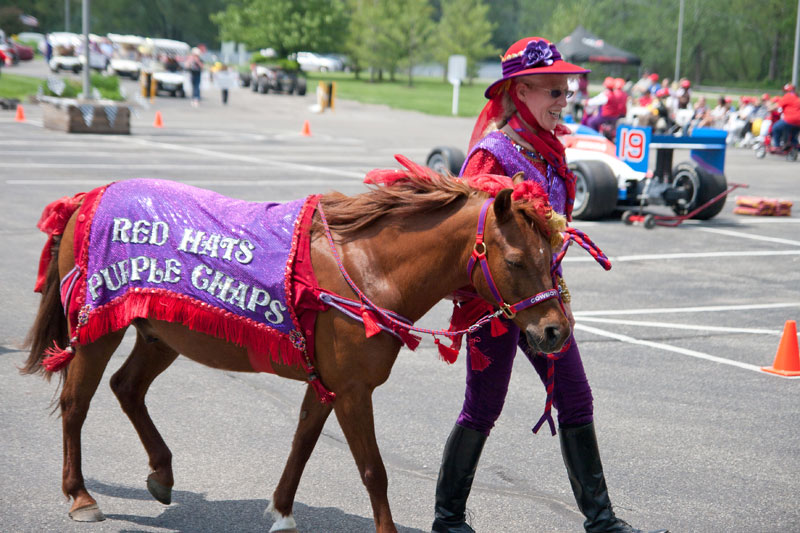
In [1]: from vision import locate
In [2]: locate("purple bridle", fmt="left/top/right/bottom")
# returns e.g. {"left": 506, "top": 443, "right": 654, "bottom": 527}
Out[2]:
{"left": 466, "top": 198, "right": 560, "bottom": 320}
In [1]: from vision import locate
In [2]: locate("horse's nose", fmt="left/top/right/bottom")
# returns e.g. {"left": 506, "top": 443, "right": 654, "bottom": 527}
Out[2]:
{"left": 526, "top": 323, "right": 569, "bottom": 354}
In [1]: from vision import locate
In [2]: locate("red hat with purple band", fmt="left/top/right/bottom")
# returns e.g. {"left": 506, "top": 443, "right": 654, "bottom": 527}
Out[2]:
{"left": 485, "top": 37, "right": 591, "bottom": 98}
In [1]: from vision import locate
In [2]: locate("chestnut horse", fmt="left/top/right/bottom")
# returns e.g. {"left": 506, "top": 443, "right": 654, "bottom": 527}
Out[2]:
{"left": 22, "top": 171, "right": 569, "bottom": 532}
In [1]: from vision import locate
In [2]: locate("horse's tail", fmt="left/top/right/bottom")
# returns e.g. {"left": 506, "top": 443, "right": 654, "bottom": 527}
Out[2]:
{"left": 21, "top": 194, "right": 84, "bottom": 381}
{"left": 22, "top": 245, "right": 69, "bottom": 381}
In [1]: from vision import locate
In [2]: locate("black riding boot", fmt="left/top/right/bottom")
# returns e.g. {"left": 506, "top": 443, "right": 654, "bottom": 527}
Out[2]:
{"left": 431, "top": 424, "right": 487, "bottom": 533}
{"left": 559, "top": 422, "right": 669, "bottom": 533}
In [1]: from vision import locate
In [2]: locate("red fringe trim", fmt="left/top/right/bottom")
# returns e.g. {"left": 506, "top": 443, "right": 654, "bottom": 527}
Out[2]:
{"left": 42, "top": 341, "right": 76, "bottom": 372}
{"left": 76, "top": 289, "right": 304, "bottom": 369}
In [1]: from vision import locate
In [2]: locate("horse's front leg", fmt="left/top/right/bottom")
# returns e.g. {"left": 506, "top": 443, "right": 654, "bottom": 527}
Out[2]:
{"left": 334, "top": 385, "right": 396, "bottom": 533}
{"left": 269, "top": 385, "right": 333, "bottom": 532}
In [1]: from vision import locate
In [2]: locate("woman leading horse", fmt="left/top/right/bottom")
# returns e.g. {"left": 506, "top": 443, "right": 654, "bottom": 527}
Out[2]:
{"left": 430, "top": 37, "right": 669, "bottom": 533}
{"left": 22, "top": 168, "right": 569, "bottom": 533}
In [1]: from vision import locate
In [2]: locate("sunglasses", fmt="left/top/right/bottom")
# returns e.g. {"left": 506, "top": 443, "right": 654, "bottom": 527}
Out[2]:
{"left": 528, "top": 86, "right": 575, "bottom": 99}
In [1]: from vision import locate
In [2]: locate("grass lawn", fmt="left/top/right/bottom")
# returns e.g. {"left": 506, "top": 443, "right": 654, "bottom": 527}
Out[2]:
{"left": 0, "top": 72, "right": 42, "bottom": 100}
{"left": 0, "top": 72, "right": 122, "bottom": 100}
{"left": 306, "top": 71, "right": 487, "bottom": 118}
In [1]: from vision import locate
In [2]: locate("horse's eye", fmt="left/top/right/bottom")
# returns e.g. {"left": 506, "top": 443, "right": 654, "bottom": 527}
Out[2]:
{"left": 505, "top": 258, "right": 524, "bottom": 269}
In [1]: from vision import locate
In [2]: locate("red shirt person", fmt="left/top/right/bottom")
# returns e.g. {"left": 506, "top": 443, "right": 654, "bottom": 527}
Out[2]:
{"left": 771, "top": 84, "right": 800, "bottom": 148}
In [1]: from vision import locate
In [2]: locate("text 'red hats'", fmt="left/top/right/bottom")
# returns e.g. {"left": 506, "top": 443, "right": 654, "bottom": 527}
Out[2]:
{"left": 485, "top": 37, "right": 590, "bottom": 98}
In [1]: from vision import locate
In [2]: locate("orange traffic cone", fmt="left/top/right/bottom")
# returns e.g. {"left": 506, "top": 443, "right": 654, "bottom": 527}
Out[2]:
{"left": 762, "top": 320, "right": 800, "bottom": 376}
{"left": 14, "top": 104, "right": 26, "bottom": 122}
{"left": 153, "top": 111, "right": 164, "bottom": 128}
{"left": 301, "top": 119, "right": 311, "bottom": 137}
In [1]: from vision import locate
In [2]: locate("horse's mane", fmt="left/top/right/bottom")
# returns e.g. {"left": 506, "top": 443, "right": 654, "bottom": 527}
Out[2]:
{"left": 318, "top": 155, "right": 565, "bottom": 247}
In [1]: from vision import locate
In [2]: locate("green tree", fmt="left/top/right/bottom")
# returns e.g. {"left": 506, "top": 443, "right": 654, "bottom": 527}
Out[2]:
{"left": 0, "top": 6, "right": 25, "bottom": 35}
{"left": 433, "top": 0, "right": 498, "bottom": 84}
{"left": 345, "top": 0, "right": 385, "bottom": 80}
{"left": 212, "top": 0, "right": 349, "bottom": 56}
{"left": 389, "top": 0, "right": 435, "bottom": 86}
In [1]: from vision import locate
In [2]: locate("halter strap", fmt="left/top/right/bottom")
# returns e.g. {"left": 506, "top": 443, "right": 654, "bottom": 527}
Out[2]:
{"left": 467, "top": 199, "right": 560, "bottom": 319}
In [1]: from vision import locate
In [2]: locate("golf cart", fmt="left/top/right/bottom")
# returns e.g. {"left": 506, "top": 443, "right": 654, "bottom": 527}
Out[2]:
{"left": 107, "top": 33, "right": 144, "bottom": 79}
{"left": 142, "top": 38, "right": 191, "bottom": 98}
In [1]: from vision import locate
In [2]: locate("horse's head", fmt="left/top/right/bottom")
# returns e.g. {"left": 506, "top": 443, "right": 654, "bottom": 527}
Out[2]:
{"left": 470, "top": 186, "right": 570, "bottom": 354}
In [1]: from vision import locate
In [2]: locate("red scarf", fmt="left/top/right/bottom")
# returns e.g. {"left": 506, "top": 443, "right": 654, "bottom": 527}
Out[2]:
{"left": 508, "top": 92, "right": 576, "bottom": 220}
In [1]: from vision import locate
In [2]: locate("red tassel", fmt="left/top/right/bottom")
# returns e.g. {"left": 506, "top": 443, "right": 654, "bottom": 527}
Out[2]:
{"left": 308, "top": 375, "right": 336, "bottom": 404}
{"left": 361, "top": 308, "right": 382, "bottom": 338}
{"left": 435, "top": 338, "right": 460, "bottom": 364}
{"left": 490, "top": 316, "right": 508, "bottom": 337}
{"left": 396, "top": 329, "right": 421, "bottom": 350}
{"left": 468, "top": 340, "right": 491, "bottom": 371}
{"left": 41, "top": 341, "right": 76, "bottom": 372}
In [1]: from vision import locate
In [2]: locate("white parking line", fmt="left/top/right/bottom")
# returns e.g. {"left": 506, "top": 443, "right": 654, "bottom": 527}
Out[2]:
{"left": 124, "top": 137, "right": 366, "bottom": 179}
{"left": 575, "top": 316, "right": 782, "bottom": 335}
{"left": 574, "top": 323, "right": 792, "bottom": 376}
{"left": 694, "top": 226, "right": 800, "bottom": 246}
{"left": 563, "top": 249, "right": 800, "bottom": 263}
{"left": 574, "top": 302, "right": 800, "bottom": 317}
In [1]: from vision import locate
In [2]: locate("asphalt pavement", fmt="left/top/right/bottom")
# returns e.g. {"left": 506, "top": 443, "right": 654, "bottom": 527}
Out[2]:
{"left": 1, "top": 59, "right": 799, "bottom": 533}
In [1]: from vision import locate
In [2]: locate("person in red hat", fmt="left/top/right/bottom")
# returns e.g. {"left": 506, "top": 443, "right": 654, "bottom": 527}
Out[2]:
{"left": 769, "top": 83, "right": 800, "bottom": 149}
{"left": 676, "top": 78, "right": 692, "bottom": 110}
{"left": 431, "top": 36, "right": 669, "bottom": 533}
{"left": 585, "top": 76, "right": 626, "bottom": 133}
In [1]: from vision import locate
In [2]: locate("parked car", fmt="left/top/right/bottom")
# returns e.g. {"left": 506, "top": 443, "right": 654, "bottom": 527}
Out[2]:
{"left": 9, "top": 39, "right": 34, "bottom": 60}
{"left": 294, "top": 51, "right": 343, "bottom": 72}
{"left": 250, "top": 63, "right": 307, "bottom": 95}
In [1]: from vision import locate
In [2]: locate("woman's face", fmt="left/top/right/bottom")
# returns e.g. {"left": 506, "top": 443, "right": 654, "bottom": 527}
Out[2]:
{"left": 514, "top": 74, "right": 570, "bottom": 132}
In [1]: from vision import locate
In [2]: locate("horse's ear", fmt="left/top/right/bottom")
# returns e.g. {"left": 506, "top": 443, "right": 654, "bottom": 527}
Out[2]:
{"left": 511, "top": 171, "right": 526, "bottom": 186}
{"left": 493, "top": 189, "right": 513, "bottom": 224}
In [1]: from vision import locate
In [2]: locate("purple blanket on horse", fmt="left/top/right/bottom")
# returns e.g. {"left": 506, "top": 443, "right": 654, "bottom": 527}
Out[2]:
{"left": 67, "top": 179, "right": 315, "bottom": 371}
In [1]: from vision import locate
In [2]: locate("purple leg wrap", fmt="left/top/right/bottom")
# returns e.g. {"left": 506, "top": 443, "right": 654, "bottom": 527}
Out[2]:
{"left": 456, "top": 320, "right": 593, "bottom": 436}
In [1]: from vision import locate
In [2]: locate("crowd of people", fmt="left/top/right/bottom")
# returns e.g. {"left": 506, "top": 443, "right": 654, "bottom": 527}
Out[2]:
{"left": 574, "top": 71, "right": 800, "bottom": 149}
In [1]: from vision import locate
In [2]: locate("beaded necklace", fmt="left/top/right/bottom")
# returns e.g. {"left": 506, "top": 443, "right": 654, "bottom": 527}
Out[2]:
{"left": 500, "top": 130, "right": 546, "bottom": 163}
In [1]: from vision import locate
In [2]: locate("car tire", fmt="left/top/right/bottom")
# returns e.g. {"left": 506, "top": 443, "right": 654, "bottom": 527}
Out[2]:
{"left": 670, "top": 161, "right": 727, "bottom": 220}
{"left": 296, "top": 78, "right": 307, "bottom": 96}
{"left": 569, "top": 160, "right": 618, "bottom": 220}
{"left": 426, "top": 146, "right": 466, "bottom": 176}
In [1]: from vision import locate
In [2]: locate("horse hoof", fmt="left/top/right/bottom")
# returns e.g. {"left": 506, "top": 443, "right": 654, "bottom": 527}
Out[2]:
{"left": 267, "top": 501, "right": 298, "bottom": 532}
{"left": 147, "top": 474, "right": 172, "bottom": 505}
{"left": 69, "top": 503, "right": 105, "bottom": 522}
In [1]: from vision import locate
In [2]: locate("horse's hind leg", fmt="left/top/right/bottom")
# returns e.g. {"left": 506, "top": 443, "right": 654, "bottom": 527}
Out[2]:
{"left": 109, "top": 329, "right": 179, "bottom": 505}
{"left": 61, "top": 330, "right": 126, "bottom": 522}
{"left": 269, "top": 385, "right": 333, "bottom": 532}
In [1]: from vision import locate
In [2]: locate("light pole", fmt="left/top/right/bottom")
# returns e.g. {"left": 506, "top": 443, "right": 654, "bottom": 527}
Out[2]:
{"left": 674, "top": 0, "right": 685, "bottom": 82}
{"left": 82, "top": 0, "right": 91, "bottom": 99}
{"left": 65, "top": 0, "right": 70, "bottom": 32}
{"left": 792, "top": 0, "right": 799, "bottom": 86}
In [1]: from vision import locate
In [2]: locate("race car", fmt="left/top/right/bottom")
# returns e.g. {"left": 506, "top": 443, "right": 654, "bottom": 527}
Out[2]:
{"left": 426, "top": 124, "right": 730, "bottom": 221}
